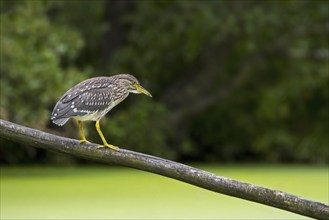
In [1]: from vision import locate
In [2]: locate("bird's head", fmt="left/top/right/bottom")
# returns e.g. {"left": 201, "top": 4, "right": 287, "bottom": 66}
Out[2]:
{"left": 116, "top": 74, "right": 152, "bottom": 98}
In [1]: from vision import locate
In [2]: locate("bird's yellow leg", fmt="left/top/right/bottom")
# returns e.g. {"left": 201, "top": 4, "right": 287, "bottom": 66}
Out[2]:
{"left": 95, "top": 120, "right": 119, "bottom": 150}
{"left": 78, "top": 120, "right": 90, "bottom": 143}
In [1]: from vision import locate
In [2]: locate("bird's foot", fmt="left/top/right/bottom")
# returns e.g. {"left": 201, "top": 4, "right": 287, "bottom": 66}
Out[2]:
{"left": 80, "top": 139, "right": 91, "bottom": 144}
{"left": 97, "top": 144, "right": 120, "bottom": 151}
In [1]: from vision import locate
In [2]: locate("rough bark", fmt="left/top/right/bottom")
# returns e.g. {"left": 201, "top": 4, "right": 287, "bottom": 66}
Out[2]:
{"left": 0, "top": 119, "right": 328, "bottom": 219}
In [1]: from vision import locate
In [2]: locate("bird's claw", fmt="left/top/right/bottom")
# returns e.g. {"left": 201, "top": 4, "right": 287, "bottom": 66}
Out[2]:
{"left": 97, "top": 144, "right": 120, "bottom": 151}
{"left": 80, "top": 139, "right": 91, "bottom": 144}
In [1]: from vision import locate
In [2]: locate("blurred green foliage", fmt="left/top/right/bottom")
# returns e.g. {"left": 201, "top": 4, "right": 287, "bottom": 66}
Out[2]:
{"left": 0, "top": 0, "right": 328, "bottom": 164}
{"left": 0, "top": 0, "right": 85, "bottom": 127}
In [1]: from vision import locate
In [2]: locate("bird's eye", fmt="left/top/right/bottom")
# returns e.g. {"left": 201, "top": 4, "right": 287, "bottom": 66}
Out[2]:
{"left": 131, "top": 81, "right": 137, "bottom": 90}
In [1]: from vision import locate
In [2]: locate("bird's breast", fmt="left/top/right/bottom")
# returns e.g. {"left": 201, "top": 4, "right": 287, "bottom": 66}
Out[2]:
{"left": 73, "top": 111, "right": 99, "bottom": 121}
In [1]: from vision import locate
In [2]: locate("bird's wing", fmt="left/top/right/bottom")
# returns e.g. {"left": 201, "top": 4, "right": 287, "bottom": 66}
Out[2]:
{"left": 51, "top": 86, "right": 116, "bottom": 123}
{"left": 59, "top": 77, "right": 113, "bottom": 103}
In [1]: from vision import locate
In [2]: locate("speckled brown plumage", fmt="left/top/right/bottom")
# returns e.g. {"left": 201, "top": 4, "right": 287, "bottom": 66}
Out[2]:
{"left": 51, "top": 74, "right": 150, "bottom": 125}
{"left": 50, "top": 74, "right": 152, "bottom": 150}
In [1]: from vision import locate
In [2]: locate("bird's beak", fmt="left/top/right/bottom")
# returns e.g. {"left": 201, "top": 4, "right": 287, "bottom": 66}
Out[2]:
{"left": 135, "top": 84, "right": 152, "bottom": 98}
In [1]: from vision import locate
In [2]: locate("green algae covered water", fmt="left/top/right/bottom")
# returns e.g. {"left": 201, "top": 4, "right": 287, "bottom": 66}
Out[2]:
{"left": 1, "top": 165, "right": 328, "bottom": 219}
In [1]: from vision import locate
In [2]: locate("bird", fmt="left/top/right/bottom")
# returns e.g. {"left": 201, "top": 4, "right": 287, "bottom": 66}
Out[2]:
{"left": 51, "top": 74, "right": 152, "bottom": 150}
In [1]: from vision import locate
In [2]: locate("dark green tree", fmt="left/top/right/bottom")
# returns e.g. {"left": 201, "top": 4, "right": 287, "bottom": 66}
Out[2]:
{"left": 1, "top": 0, "right": 328, "bottom": 164}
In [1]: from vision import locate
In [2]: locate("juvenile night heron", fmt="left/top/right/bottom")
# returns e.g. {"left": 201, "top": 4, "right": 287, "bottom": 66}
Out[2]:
{"left": 51, "top": 74, "right": 152, "bottom": 150}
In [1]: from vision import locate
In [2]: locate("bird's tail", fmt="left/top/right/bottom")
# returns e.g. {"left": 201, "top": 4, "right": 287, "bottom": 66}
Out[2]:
{"left": 52, "top": 118, "right": 69, "bottom": 126}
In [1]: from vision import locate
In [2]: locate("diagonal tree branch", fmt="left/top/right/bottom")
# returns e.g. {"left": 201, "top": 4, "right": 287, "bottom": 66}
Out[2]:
{"left": 0, "top": 119, "right": 328, "bottom": 219}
